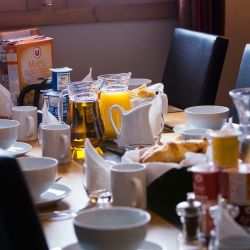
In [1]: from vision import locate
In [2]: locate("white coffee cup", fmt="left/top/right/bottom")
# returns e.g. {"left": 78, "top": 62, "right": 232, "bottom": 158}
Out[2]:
{"left": 41, "top": 124, "right": 71, "bottom": 164}
{"left": 111, "top": 163, "right": 147, "bottom": 209}
{"left": 0, "top": 119, "right": 20, "bottom": 149}
{"left": 12, "top": 106, "right": 38, "bottom": 141}
{"left": 17, "top": 156, "right": 58, "bottom": 200}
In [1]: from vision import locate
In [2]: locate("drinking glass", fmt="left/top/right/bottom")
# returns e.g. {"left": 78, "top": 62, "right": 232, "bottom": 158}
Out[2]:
{"left": 83, "top": 163, "right": 112, "bottom": 206}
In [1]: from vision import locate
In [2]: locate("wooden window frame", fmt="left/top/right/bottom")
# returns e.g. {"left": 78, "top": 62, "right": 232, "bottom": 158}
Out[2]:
{"left": 0, "top": 0, "right": 178, "bottom": 28}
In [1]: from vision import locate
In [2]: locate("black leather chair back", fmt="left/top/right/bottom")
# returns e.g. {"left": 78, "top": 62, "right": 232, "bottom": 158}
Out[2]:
{"left": 0, "top": 155, "right": 49, "bottom": 250}
{"left": 162, "top": 28, "right": 228, "bottom": 110}
{"left": 230, "top": 44, "right": 250, "bottom": 123}
{"left": 17, "top": 78, "right": 52, "bottom": 108}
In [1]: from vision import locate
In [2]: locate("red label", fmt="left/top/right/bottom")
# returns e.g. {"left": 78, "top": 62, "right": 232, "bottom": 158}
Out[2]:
{"left": 192, "top": 172, "right": 220, "bottom": 200}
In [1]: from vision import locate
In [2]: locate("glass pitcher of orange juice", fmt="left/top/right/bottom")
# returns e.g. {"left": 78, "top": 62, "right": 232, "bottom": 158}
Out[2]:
{"left": 98, "top": 73, "right": 132, "bottom": 139}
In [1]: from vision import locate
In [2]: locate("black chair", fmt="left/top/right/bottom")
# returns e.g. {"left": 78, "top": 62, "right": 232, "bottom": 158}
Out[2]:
{"left": 230, "top": 44, "right": 250, "bottom": 123}
{"left": 162, "top": 28, "right": 228, "bottom": 110}
{"left": 0, "top": 154, "right": 49, "bottom": 250}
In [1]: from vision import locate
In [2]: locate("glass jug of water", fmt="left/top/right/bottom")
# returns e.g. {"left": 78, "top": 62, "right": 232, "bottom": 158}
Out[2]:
{"left": 229, "top": 87, "right": 250, "bottom": 163}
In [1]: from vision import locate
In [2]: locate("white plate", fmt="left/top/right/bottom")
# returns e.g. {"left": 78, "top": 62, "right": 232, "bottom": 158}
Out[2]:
{"left": 5, "top": 142, "right": 32, "bottom": 157}
{"left": 61, "top": 241, "right": 162, "bottom": 250}
{"left": 35, "top": 183, "right": 71, "bottom": 207}
{"left": 173, "top": 122, "right": 239, "bottom": 134}
{"left": 128, "top": 78, "right": 152, "bottom": 90}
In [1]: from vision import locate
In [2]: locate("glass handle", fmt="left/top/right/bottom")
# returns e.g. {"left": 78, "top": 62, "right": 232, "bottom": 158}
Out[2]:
{"left": 58, "top": 89, "right": 68, "bottom": 123}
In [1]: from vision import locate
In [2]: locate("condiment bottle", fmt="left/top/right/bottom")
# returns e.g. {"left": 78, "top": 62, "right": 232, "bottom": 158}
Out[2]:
{"left": 210, "top": 130, "right": 239, "bottom": 169}
{"left": 176, "top": 193, "right": 205, "bottom": 249}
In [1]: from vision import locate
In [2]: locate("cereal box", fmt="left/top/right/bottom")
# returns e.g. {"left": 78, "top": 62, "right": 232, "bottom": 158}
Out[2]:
{"left": 5, "top": 36, "right": 53, "bottom": 104}
{"left": 0, "top": 28, "right": 40, "bottom": 90}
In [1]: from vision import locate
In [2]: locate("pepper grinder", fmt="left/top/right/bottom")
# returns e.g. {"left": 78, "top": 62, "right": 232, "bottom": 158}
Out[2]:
{"left": 176, "top": 193, "right": 205, "bottom": 249}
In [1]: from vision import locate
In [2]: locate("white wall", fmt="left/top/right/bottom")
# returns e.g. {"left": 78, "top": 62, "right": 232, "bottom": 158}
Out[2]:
{"left": 39, "top": 19, "right": 178, "bottom": 83}
{"left": 216, "top": 0, "right": 250, "bottom": 106}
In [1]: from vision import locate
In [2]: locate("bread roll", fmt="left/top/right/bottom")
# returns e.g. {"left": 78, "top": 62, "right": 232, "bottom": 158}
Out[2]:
{"left": 130, "top": 84, "right": 156, "bottom": 98}
{"left": 140, "top": 139, "right": 208, "bottom": 163}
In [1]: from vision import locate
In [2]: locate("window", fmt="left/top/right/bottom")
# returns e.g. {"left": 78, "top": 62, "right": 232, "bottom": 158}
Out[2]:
{"left": 0, "top": 0, "right": 177, "bottom": 28}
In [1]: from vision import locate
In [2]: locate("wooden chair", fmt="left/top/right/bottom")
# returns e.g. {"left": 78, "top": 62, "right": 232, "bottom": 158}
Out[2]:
{"left": 0, "top": 154, "right": 49, "bottom": 250}
{"left": 230, "top": 44, "right": 250, "bottom": 123}
{"left": 162, "top": 28, "right": 228, "bottom": 110}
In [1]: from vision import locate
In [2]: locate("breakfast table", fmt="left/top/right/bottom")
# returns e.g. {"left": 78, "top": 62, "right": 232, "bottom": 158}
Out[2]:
{"left": 27, "top": 111, "right": 187, "bottom": 250}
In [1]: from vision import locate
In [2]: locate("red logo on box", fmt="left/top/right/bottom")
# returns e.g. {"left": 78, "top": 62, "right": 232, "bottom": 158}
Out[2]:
{"left": 33, "top": 47, "right": 41, "bottom": 59}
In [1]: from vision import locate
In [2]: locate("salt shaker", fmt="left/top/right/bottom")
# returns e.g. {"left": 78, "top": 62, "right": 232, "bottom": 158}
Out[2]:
{"left": 176, "top": 193, "right": 206, "bottom": 250}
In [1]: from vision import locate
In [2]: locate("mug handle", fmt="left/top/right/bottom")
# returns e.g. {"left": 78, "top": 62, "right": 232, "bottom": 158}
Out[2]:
{"left": 60, "top": 134, "right": 70, "bottom": 161}
{"left": 26, "top": 116, "right": 34, "bottom": 138}
{"left": 132, "top": 177, "right": 144, "bottom": 209}
{"left": 108, "top": 105, "right": 124, "bottom": 136}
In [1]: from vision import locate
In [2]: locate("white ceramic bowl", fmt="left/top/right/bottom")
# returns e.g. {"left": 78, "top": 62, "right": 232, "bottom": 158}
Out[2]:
{"left": 128, "top": 78, "right": 152, "bottom": 90}
{"left": 74, "top": 207, "right": 151, "bottom": 250}
{"left": 0, "top": 119, "right": 20, "bottom": 149}
{"left": 17, "top": 157, "right": 58, "bottom": 200}
{"left": 184, "top": 105, "right": 229, "bottom": 130}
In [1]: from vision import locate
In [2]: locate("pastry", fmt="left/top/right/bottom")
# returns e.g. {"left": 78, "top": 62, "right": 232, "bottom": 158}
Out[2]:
{"left": 140, "top": 139, "right": 208, "bottom": 163}
{"left": 130, "top": 84, "right": 156, "bottom": 98}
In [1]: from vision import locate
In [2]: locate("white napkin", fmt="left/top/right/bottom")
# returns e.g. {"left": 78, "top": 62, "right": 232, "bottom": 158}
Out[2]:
{"left": 209, "top": 205, "right": 250, "bottom": 246}
{"left": 148, "top": 83, "right": 164, "bottom": 93}
{"left": 130, "top": 83, "right": 168, "bottom": 115}
{"left": 149, "top": 94, "right": 163, "bottom": 138}
{"left": 218, "top": 207, "right": 249, "bottom": 241}
{"left": 41, "top": 102, "right": 60, "bottom": 125}
{"left": 0, "top": 84, "right": 13, "bottom": 118}
{"left": 84, "top": 138, "right": 111, "bottom": 192}
{"left": 121, "top": 149, "right": 207, "bottom": 185}
{"left": 82, "top": 67, "right": 93, "bottom": 81}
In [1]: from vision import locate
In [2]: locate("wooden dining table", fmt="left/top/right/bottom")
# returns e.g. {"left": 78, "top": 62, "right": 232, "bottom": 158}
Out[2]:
{"left": 27, "top": 111, "right": 187, "bottom": 250}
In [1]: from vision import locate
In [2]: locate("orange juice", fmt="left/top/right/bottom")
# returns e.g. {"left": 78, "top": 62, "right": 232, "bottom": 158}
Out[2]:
{"left": 211, "top": 130, "right": 239, "bottom": 169}
{"left": 99, "top": 90, "right": 131, "bottom": 138}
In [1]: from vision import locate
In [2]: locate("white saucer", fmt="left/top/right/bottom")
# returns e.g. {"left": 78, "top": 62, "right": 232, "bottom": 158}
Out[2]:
{"left": 128, "top": 78, "right": 152, "bottom": 90}
{"left": 5, "top": 142, "right": 32, "bottom": 157}
{"left": 61, "top": 241, "right": 162, "bottom": 250}
{"left": 35, "top": 183, "right": 71, "bottom": 207}
{"left": 173, "top": 122, "right": 239, "bottom": 134}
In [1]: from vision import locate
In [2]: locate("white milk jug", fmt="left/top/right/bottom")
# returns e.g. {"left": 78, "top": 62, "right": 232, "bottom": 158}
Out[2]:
{"left": 109, "top": 102, "right": 155, "bottom": 146}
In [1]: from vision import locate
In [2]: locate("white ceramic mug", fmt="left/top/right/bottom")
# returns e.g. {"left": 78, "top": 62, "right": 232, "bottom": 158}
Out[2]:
{"left": 111, "top": 163, "right": 147, "bottom": 209}
{"left": 41, "top": 124, "right": 71, "bottom": 164}
{"left": 12, "top": 106, "right": 37, "bottom": 142}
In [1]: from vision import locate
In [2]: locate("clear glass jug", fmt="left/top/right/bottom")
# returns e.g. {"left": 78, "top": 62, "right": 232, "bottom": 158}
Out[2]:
{"left": 229, "top": 88, "right": 250, "bottom": 163}
{"left": 58, "top": 80, "right": 104, "bottom": 156}
{"left": 97, "top": 73, "right": 132, "bottom": 139}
